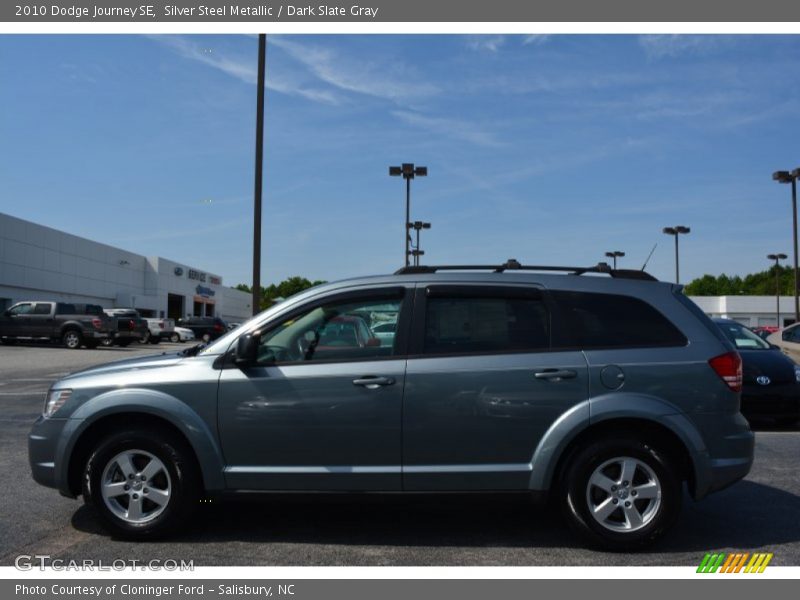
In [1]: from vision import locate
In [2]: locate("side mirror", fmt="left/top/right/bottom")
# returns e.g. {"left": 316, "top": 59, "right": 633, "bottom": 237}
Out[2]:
{"left": 234, "top": 332, "right": 260, "bottom": 367}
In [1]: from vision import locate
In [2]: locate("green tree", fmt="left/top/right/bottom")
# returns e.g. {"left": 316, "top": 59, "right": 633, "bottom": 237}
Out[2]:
{"left": 234, "top": 277, "right": 327, "bottom": 310}
{"left": 685, "top": 266, "right": 794, "bottom": 296}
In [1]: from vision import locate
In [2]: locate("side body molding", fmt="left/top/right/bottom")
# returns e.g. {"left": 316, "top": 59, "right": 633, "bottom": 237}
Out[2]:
{"left": 56, "top": 388, "right": 226, "bottom": 494}
{"left": 528, "top": 393, "right": 711, "bottom": 497}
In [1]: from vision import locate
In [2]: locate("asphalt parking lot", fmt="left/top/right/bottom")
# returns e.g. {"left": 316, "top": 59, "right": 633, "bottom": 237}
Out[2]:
{"left": 1, "top": 343, "right": 799, "bottom": 567}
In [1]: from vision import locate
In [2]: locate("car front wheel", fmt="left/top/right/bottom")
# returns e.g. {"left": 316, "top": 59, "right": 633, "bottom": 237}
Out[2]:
{"left": 560, "top": 436, "right": 681, "bottom": 551}
{"left": 82, "top": 428, "right": 200, "bottom": 539}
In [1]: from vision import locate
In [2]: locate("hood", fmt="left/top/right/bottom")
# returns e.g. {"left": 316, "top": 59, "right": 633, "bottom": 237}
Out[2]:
{"left": 739, "top": 348, "right": 797, "bottom": 385}
{"left": 61, "top": 350, "right": 187, "bottom": 381}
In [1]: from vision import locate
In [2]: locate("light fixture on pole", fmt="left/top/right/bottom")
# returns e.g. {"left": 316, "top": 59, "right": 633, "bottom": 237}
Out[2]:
{"left": 604, "top": 251, "right": 625, "bottom": 270}
{"left": 662, "top": 226, "right": 691, "bottom": 284}
{"left": 772, "top": 169, "right": 800, "bottom": 323}
{"left": 410, "top": 221, "right": 431, "bottom": 266}
{"left": 768, "top": 253, "right": 788, "bottom": 328}
{"left": 389, "top": 163, "right": 427, "bottom": 267}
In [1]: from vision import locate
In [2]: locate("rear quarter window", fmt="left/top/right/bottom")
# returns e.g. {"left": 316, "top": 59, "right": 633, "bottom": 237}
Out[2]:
{"left": 550, "top": 290, "right": 687, "bottom": 350}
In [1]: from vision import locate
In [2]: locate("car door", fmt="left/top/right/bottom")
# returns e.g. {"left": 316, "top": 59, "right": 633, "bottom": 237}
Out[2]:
{"left": 0, "top": 303, "right": 34, "bottom": 338}
{"left": 402, "top": 284, "right": 589, "bottom": 491}
{"left": 28, "top": 303, "right": 55, "bottom": 338}
{"left": 217, "top": 285, "right": 412, "bottom": 491}
{"left": 779, "top": 325, "right": 800, "bottom": 363}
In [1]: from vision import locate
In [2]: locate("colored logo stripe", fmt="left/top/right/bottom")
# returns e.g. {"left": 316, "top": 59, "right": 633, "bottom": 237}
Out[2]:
{"left": 697, "top": 552, "right": 772, "bottom": 573}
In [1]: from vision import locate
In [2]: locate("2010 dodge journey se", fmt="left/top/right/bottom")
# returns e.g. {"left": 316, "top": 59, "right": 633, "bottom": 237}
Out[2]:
{"left": 28, "top": 260, "right": 754, "bottom": 550}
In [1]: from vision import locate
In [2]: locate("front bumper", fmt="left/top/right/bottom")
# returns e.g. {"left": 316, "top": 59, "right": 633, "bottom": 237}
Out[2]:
{"left": 28, "top": 415, "right": 69, "bottom": 493}
{"left": 741, "top": 382, "right": 800, "bottom": 419}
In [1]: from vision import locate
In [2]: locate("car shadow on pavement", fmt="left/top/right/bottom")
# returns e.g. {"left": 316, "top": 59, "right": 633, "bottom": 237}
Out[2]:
{"left": 70, "top": 480, "right": 800, "bottom": 554}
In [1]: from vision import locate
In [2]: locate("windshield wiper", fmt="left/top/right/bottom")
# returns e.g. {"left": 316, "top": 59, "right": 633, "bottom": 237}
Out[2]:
{"left": 180, "top": 343, "right": 207, "bottom": 357}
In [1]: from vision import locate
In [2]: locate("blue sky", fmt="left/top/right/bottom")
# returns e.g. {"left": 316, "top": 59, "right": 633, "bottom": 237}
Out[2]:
{"left": 1, "top": 34, "right": 800, "bottom": 286}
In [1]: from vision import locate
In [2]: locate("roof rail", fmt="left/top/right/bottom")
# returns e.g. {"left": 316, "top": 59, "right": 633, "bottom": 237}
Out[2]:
{"left": 394, "top": 259, "right": 658, "bottom": 281}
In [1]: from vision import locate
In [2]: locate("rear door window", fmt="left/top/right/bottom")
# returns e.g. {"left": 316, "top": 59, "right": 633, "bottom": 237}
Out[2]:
{"left": 32, "top": 303, "right": 52, "bottom": 315}
{"left": 423, "top": 287, "right": 549, "bottom": 355}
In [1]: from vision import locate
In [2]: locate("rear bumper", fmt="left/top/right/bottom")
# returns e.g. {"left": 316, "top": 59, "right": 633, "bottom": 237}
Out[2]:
{"left": 693, "top": 412, "right": 755, "bottom": 499}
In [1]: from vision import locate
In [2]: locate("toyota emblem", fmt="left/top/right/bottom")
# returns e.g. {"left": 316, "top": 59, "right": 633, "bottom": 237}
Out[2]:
{"left": 756, "top": 375, "right": 771, "bottom": 386}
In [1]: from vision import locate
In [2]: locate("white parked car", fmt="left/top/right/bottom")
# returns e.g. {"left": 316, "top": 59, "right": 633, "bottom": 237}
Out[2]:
{"left": 168, "top": 326, "right": 195, "bottom": 343}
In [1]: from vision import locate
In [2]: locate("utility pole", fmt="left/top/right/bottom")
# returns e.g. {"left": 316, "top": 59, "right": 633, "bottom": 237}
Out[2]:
{"left": 252, "top": 34, "right": 266, "bottom": 316}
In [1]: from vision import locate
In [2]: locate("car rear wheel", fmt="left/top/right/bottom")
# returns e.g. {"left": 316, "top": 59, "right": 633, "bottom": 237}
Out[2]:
{"left": 202, "top": 333, "right": 211, "bottom": 343}
{"left": 101, "top": 338, "right": 114, "bottom": 347}
{"left": 82, "top": 428, "right": 200, "bottom": 539}
{"left": 61, "top": 329, "right": 82, "bottom": 350}
{"left": 169, "top": 333, "right": 180, "bottom": 343}
{"left": 560, "top": 436, "right": 682, "bottom": 551}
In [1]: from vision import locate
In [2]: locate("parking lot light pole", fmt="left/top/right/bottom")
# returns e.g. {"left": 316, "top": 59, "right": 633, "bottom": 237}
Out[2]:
{"left": 768, "top": 253, "right": 788, "bottom": 328}
{"left": 772, "top": 169, "right": 800, "bottom": 323}
{"left": 251, "top": 34, "right": 266, "bottom": 316}
{"left": 662, "top": 226, "right": 690, "bottom": 284}
{"left": 389, "top": 163, "right": 427, "bottom": 267}
{"left": 411, "top": 221, "right": 431, "bottom": 266}
{"left": 604, "top": 251, "right": 625, "bottom": 270}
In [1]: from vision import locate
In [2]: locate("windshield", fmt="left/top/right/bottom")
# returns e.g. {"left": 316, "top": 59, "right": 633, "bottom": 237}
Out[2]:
{"left": 716, "top": 321, "right": 771, "bottom": 350}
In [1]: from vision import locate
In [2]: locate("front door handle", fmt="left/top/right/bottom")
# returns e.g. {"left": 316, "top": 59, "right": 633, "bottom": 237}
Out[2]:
{"left": 533, "top": 369, "right": 578, "bottom": 381}
{"left": 352, "top": 376, "right": 396, "bottom": 389}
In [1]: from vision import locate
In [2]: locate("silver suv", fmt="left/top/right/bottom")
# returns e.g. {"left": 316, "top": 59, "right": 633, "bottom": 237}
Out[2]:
{"left": 28, "top": 261, "right": 754, "bottom": 550}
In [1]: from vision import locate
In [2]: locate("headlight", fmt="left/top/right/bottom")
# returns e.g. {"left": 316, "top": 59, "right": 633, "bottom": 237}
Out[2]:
{"left": 43, "top": 389, "right": 72, "bottom": 417}
{"left": 795, "top": 366, "right": 800, "bottom": 384}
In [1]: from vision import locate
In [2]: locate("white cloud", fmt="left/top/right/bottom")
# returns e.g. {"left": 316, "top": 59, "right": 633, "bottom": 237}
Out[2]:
{"left": 465, "top": 35, "right": 506, "bottom": 53}
{"left": 269, "top": 36, "right": 440, "bottom": 102}
{"left": 391, "top": 110, "right": 503, "bottom": 148}
{"left": 149, "top": 35, "right": 340, "bottom": 104}
{"left": 522, "top": 35, "right": 551, "bottom": 46}
{"left": 638, "top": 35, "right": 731, "bottom": 59}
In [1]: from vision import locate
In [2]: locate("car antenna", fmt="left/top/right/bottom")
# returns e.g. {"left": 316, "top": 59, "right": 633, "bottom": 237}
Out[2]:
{"left": 641, "top": 243, "right": 657, "bottom": 271}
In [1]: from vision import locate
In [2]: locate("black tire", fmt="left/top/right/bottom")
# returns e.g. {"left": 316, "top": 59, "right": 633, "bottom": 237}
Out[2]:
{"left": 559, "top": 436, "right": 682, "bottom": 551}
{"left": 202, "top": 333, "right": 211, "bottom": 343}
{"left": 61, "top": 329, "right": 83, "bottom": 350}
{"left": 101, "top": 337, "right": 114, "bottom": 347}
{"left": 169, "top": 333, "right": 180, "bottom": 343}
{"left": 82, "top": 427, "right": 201, "bottom": 539}
{"left": 140, "top": 331, "right": 151, "bottom": 344}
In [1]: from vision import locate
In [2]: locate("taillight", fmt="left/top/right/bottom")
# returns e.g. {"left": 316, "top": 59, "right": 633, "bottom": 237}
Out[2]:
{"left": 709, "top": 351, "right": 742, "bottom": 392}
{"left": 91, "top": 318, "right": 102, "bottom": 330}
{"left": 159, "top": 321, "right": 165, "bottom": 329}
{"left": 128, "top": 320, "right": 135, "bottom": 331}
{"left": 213, "top": 323, "right": 223, "bottom": 332}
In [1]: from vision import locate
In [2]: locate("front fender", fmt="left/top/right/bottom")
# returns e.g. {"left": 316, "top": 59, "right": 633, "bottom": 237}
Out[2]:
{"left": 56, "top": 388, "right": 226, "bottom": 494}
{"left": 528, "top": 393, "right": 710, "bottom": 496}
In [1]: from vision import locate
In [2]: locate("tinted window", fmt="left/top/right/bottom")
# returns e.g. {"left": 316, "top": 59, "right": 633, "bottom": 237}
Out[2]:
{"left": 424, "top": 293, "right": 549, "bottom": 355}
{"left": 55, "top": 303, "right": 77, "bottom": 315}
{"left": 32, "top": 303, "right": 52, "bottom": 315}
{"left": 551, "top": 291, "right": 687, "bottom": 349}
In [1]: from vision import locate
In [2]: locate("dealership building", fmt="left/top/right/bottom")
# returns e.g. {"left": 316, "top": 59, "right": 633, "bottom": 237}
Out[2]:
{"left": 689, "top": 295, "right": 797, "bottom": 329}
{"left": 0, "top": 212, "right": 252, "bottom": 323}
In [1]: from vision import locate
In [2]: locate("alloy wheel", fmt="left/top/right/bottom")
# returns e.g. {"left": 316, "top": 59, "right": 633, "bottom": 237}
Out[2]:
{"left": 100, "top": 449, "right": 172, "bottom": 524}
{"left": 585, "top": 456, "right": 662, "bottom": 532}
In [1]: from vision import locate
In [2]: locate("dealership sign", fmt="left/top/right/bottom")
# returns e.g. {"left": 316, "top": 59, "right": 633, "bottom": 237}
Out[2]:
{"left": 196, "top": 285, "right": 215, "bottom": 298}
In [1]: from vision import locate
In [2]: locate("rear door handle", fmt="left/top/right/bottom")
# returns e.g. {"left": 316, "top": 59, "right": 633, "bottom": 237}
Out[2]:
{"left": 533, "top": 369, "right": 578, "bottom": 381}
{"left": 352, "top": 376, "right": 396, "bottom": 389}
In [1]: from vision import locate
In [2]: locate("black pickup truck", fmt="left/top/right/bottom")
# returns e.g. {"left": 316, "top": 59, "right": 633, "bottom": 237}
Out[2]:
{"left": 102, "top": 308, "right": 149, "bottom": 347}
{"left": 0, "top": 301, "right": 112, "bottom": 349}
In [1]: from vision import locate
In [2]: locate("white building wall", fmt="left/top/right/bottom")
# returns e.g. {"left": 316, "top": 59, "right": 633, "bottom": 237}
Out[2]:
{"left": 689, "top": 295, "right": 795, "bottom": 328}
{"left": 0, "top": 212, "right": 251, "bottom": 321}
